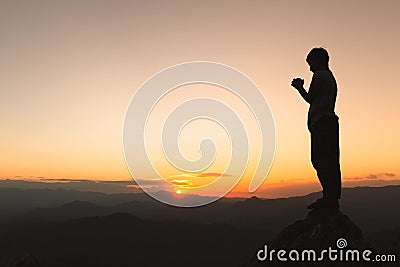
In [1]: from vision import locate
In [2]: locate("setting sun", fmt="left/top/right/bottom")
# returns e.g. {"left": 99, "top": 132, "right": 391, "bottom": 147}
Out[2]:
{"left": 0, "top": 1, "right": 399, "bottom": 200}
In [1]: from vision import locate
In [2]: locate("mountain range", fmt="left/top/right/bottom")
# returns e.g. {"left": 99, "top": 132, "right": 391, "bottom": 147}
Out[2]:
{"left": 0, "top": 185, "right": 399, "bottom": 266}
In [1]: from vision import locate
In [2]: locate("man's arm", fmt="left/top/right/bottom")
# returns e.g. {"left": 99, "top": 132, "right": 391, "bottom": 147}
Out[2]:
{"left": 296, "top": 86, "right": 312, "bottom": 104}
{"left": 291, "top": 78, "right": 312, "bottom": 104}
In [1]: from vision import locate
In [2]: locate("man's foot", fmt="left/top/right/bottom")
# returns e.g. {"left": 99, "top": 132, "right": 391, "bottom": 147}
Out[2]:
{"left": 307, "top": 198, "right": 324, "bottom": 209}
{"left": 324, "top": 198, "right": 339, "bottom": 210}
{"left": 307, "top": 198, "right": 339, "bottom": 210}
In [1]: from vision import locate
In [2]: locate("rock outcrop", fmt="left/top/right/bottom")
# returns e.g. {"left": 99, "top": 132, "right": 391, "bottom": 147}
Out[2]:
{"left": 246, "top": 209, "right": 379, "bottom": 267}
{"left": 7, "top": 254, "right": 42, "bottom": 267}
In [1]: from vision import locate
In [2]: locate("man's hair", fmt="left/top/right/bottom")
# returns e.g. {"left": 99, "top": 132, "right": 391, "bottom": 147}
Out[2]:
{"left": 306, "top": 47, "right": 329, "bottom": 65}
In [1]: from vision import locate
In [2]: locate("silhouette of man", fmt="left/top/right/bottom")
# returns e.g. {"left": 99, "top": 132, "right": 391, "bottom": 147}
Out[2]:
{"left": 291, "top": 47, "right": 341, "bottom": 210}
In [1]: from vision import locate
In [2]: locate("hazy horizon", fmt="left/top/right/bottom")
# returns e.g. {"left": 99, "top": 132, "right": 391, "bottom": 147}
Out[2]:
{"left": 1, "top": 1, "right": 399, "bottom": 199}
{"left": 2, "top": 177, "right": 400, "bottom": 199}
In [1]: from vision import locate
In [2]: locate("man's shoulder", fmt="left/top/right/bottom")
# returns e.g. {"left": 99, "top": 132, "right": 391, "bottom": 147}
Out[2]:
{"left": 312, "top": 70, "right": 336, "bottom": 84}
{"left": 313, "top": 70, "right": 333, "bottom": 78}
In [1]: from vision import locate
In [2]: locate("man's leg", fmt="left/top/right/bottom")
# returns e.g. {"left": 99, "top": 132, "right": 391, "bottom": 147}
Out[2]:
{"left": 321, "top": 116, "right": 341, "bottom": 200}
{"left": 310, "top": 116, "right": 341, "bottom": 209}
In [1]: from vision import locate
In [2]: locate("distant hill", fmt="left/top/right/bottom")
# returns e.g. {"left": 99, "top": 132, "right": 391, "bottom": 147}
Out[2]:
{"left": 0, "top": 185, "right": 399, "bottom": 266}
{"left": 0, "top": 213, "right": 269, "bottom": 267}
{"left": 2, "top": 186, "right": 400, "bottom": 236}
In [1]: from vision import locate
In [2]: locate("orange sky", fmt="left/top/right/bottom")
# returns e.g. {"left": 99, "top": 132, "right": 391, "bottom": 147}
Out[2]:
{"left": 1, "top": 1, "right": 399, "bottom": 198}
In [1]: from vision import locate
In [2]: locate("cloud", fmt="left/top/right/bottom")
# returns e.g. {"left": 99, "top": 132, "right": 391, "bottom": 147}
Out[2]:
{"left": 34, "top": 177, "right": 140, "bottom": 186}
{"left": 196, "top": 172, "right": 232, "bottom": 178}
{"left": 344, "top": 172, "right": 398, "bottom": 181}
{"left": 344, "top": 177, "right": 364, "bottom": 181}
{"left": 170, "top": 179, "right": 193, "bottom": 187}
{"left": 365, "top": 174, "right": 378, "bottom": 180}
{"left": 132, "top": 178, "right": 164, "bottom": 186}
{"left": 168, "top": 172, "right": 232, "bottom": 179}
{"left": 127, "top": 184, "right": 156, "bottom": 189}
{"left": 383, "top": 172, "right": 396, "bottom": 177}
{"left": 0, "top": 178, "right": 142, "bottom": 194}
{"left": 37, "top": 177, "right": 93, "bottom": 182}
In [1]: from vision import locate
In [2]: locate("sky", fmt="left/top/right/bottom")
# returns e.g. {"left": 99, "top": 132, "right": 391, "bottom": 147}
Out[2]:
{"left": 1, "top": 0, "right": 400, "bottom": 198}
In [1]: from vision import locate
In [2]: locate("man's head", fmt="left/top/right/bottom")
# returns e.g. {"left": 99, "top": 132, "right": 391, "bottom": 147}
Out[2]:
{"left": 306, "top": 47, "right": 329, "bottom": 72}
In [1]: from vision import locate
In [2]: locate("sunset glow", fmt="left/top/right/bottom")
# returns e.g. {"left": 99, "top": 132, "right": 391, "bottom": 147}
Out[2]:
{"left": 1, "top": 1, "right": 399, "bottom": 198}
